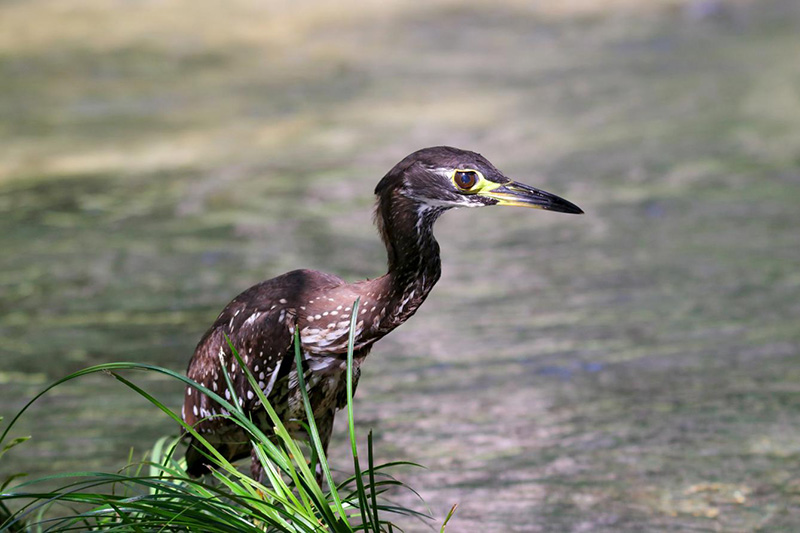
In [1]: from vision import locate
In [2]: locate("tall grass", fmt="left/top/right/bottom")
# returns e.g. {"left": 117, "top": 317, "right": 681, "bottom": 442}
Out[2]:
{"left": 0, "top": 299, "right": 452, "bottom": 532}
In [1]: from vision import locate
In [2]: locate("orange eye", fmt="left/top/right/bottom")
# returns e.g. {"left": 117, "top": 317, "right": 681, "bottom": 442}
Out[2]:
{"left": 454, "top": 170, "right": 478, "bottom": 190}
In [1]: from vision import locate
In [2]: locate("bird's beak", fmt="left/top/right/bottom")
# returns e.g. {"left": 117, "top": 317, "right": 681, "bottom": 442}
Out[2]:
{"left": 478, "top": 180, "right": 584, "bottom": 214}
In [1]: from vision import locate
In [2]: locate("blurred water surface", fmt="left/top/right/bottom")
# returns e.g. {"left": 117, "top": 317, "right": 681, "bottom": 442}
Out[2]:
{"left": 2, "top": 0, "right": 800, "bottom": 530}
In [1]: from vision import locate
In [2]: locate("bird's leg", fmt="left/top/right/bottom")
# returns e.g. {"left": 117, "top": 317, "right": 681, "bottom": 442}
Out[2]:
{"left": 250, "top": 446, "right": 265, "bottom": 483}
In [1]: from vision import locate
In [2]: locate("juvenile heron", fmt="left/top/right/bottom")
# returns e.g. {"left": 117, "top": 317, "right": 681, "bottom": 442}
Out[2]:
{"left": 182, "top": 146, "right": 582, "bottom": 478}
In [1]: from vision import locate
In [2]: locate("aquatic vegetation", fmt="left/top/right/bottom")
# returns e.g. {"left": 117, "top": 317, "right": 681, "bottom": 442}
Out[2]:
{"left": 0, "top": 304, "right": 450, "bottom": 532}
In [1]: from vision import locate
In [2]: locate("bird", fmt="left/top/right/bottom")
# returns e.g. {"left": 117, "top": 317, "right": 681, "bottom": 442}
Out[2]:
{"left": 182, "top": 146, "right": 583, "bottom": 479}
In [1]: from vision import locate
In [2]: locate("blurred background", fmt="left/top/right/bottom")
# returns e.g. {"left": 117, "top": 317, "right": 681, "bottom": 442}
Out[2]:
{"left": 2, "top": 0, "right": 800, "bottom": 530}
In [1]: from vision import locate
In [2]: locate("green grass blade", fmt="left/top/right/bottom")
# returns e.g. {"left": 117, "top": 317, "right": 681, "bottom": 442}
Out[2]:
{"left": 367, "top": 431, "right": 380, "bottom": 531}
{"left": 344, "top": 297, "right": 373, "bottom": 532}
{"left": 291, "top": 328, "right": 350, "bottom": 529}
{"left": 440, "top": 504, "right": 458, "bottom": 532}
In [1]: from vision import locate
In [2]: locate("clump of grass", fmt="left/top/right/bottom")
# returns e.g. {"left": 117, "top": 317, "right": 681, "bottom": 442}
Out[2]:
{"left": 0, "top": 299, "right": 451, "bottom": 532}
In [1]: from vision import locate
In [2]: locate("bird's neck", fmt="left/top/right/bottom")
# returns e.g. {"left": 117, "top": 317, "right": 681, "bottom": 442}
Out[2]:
{"left": 370, "top": 194, "right": 446, "bottom": 329}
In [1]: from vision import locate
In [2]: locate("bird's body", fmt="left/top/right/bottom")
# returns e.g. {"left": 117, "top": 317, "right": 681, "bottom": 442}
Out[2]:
{"left": 182, "top": 146, "right": 582, "bottom": 478}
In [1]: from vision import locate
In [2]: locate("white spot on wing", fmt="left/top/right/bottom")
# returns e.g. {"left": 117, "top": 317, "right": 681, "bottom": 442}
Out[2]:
{"left": 244, "top": 312, "right": 260, "bottom": 327}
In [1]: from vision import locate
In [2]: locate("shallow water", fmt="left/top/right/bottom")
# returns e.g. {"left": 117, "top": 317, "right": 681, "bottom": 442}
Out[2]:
{"left": 2, "top": 0, "right": 800, "bottom": 530}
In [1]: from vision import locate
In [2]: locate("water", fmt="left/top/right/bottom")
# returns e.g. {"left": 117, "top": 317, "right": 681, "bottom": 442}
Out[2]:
{"left": 2, "top": 1, "right": 800, "bottom": 530}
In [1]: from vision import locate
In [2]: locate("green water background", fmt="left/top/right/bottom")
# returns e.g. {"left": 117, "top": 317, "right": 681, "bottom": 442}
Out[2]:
{"left": 2, "top": 1, "right": 800, "bottom": 530}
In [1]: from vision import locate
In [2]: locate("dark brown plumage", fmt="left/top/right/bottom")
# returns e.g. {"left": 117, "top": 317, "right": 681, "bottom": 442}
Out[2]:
{"left": 182, "top": 146, "right": 582, "bottom": 478}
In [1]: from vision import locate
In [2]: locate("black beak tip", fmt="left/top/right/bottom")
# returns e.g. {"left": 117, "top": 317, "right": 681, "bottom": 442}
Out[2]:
{"left": 567, "top": 203, "right": 584, "bottom": 215}
{"left": 551, "top": 197, "right": 584, "bottom": 215}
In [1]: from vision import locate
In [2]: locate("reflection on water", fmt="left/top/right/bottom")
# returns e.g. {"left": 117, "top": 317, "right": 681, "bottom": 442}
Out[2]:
{"left": 2, "top": 0, "right": 800, "bottom": 530}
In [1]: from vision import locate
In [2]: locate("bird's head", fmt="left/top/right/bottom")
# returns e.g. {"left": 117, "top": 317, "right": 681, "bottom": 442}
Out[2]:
{"left": 375, "top": 146, "right": 583, "bottom": 215}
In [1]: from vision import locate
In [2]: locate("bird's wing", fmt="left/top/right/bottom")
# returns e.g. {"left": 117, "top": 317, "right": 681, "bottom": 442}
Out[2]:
{"left": 181, "top": 269, "right": 344, "bottom": 435}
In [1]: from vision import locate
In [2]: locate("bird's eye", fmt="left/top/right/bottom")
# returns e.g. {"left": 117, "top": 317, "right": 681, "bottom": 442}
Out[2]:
{"left": 453, "top": 170, "right": 479, "bottom": 190}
